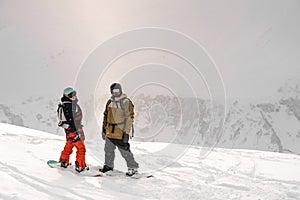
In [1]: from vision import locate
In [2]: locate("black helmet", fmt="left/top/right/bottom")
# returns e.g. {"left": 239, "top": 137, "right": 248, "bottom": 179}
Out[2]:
{"left": 110, "top": 83, "right": 122, "bottom": 94}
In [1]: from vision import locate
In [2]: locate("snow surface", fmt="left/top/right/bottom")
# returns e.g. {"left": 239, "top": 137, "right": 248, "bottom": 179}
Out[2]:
{"left": 0, "top": 123, "right": 300, "bottom": 200}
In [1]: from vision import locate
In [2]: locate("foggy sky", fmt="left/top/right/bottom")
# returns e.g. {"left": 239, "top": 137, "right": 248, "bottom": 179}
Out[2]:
{"left": 1, "top": 0, "right": 300, "bottom": 104}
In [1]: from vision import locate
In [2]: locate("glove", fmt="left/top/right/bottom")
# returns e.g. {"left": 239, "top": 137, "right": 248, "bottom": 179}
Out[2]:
{"left": 122, "top": 132, "right": 129, "bottom": 143}
{"left": 73, "top": 130, "right": 80, "bottom": 142}
{"left": 80, "top": 131, "right": 85, "bottom": 141}
{"left": 102, "top": 127, "right": 106, "bottom": 140}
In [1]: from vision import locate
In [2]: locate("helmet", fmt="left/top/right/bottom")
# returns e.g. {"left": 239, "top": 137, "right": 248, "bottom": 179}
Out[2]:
{"left": 63, "top": 87, "right": 77, "bottom": 98}
{"left": 110, "top": 83, "right": 122, "bottom": 94}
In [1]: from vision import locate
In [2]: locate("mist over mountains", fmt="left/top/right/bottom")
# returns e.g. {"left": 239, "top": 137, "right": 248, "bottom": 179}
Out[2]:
{"left": 1, "top": 79, "right": 299, "bottom": 154}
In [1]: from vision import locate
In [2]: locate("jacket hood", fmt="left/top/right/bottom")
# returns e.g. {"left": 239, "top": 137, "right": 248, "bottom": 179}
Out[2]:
{"left": 61, "top": 95, "right": 78, "bottom": 104}
{"left": 110, "top": 93, "right": 127, "bottom": 102}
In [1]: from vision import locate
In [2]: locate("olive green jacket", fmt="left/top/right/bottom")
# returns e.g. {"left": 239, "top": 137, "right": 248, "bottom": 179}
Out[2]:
{"left": 102, "top": 93, "right": 134, "bottom": 140}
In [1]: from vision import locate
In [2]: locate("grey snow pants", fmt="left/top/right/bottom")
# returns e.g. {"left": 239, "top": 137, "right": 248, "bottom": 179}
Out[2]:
{"left": 104, "top": 137, "right": 139, "bottom": 169}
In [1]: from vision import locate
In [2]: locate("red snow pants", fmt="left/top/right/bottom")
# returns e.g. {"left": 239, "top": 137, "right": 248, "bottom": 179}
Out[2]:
{"left": 59, "top": 139, "right": 86, "bottom": 168}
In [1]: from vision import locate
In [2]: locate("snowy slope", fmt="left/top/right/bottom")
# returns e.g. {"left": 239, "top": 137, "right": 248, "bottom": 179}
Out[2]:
{"left": 0, "top": 123, "right": 300, "bottom": 200}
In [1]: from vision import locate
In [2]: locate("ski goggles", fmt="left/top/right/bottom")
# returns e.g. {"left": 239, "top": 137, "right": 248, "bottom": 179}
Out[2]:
{"left": 112, "top": 88, "right": 121, "bottom": 93}
{"left": 67, "top": 91, "right": 77, "bottom": 98}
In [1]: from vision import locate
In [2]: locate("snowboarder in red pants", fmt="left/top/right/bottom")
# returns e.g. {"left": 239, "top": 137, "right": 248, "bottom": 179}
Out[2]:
{"left": 58, "top": 87, "right": 87, "bottom": 172}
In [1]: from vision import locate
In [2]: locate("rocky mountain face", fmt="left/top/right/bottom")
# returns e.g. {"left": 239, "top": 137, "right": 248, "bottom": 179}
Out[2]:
{"left": 1, "top": 81, "right": 300, "bottom": 154}
{"left": 131, "top": 93, "right": 300, "bottom": 154}
{"left": 218, "top": 100, "right": 300, "bottom": 154}
{"left": 0, "top": 97, "right": 60, "bottom": 134}
{"left": 218, "top": 80, "right": 300, "bottom": 154}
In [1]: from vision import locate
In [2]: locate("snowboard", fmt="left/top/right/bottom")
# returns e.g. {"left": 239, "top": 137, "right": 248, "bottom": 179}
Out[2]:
{"left": 47, "top": 160, "right": 154, "bottom": 179}
{"left": 47, "top": 160, "right": 104, "bottom": 177}
{"left": 102, "top": 168, "right": 154, "bottom": 179}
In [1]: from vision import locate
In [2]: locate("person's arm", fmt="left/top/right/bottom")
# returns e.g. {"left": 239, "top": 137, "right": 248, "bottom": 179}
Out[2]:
{"left": 102, "top": 100, "right": 110, "bottom": 129}
{"left": 63, "top": 103, "right": 77, "bottom": 132}
{"left": 101, "top": 100, "right": 110, "bottom": 140}
{"left": 124, "top": 99, "right": 134, "bottom": 134}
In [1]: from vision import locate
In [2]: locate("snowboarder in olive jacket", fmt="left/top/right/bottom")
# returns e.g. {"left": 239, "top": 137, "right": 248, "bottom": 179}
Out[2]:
{"left": 100, "top": 83, "right": 139, "bottom": 176}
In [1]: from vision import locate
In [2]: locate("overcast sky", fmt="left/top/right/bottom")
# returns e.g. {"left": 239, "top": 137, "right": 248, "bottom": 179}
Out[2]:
{"left": 0, "top": 0, "right": 300, "bottom": 104}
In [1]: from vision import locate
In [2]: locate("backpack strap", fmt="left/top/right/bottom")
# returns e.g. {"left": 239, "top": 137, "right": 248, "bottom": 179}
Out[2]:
{"left": 57, "top": 101, "right": 72, "bottom": 128}
{"left": 120, "top": 98, "right": 127, "bottom": 133}
{"left": 120, "top": 98, "right": 134, "bottom": 138}
{"left": 105, "top": 99, "right": 112, "bottom": 111}
{"left": 120, "top": 98, "right": 125, "bottom": 111}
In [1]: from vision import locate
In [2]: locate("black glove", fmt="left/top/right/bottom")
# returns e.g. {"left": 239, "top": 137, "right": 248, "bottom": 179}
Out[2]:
{"left": 73, "top": 130, "right": 80, "bottom": 142}
{"left": 102, "top": 127, "right": 106, "bottom": 140}
{"left": 122, "top": 132, "right": 129, "bottom": 143}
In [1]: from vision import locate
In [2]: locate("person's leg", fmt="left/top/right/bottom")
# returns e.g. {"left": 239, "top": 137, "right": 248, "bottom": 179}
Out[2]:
{"left": 117, "top": 141, "right": 139, "bottom": 169}
{"left": 104, "top": 138, "right": 116, "bottom": 169}
{"left": 74, "top": 140, "right": 86, "bottom": 168}
{"left": 59, "top": 141, "right": 74, "bottom": 164}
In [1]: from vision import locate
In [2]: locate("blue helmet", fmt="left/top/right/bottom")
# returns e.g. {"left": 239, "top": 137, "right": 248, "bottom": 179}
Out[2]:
{"left": 63, "top": 87, "right": 77, "bottom": 98}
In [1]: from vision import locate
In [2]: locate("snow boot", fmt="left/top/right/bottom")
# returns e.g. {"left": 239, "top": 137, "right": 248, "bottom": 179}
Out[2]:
{"left": 75, "top": 161, "right": 88, "bottom": 173}
{"left": 60, "top": 159, "right": 69, "bottom": 168}
{"left": 99, "top": 165, "right": 113, "bottom": 173}
{"left": 126, "top": 168, "right": 138, "bottom": 176}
